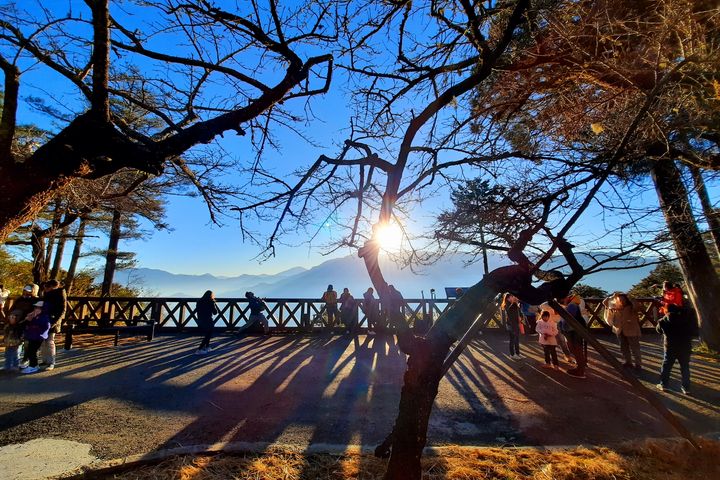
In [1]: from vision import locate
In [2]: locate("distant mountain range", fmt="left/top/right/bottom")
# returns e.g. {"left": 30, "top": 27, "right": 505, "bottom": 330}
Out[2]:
{"left": 110, "top": 253, "right": 656, "bottom": 298}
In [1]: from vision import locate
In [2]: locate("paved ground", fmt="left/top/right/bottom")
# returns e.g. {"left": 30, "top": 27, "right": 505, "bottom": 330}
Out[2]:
{"left": 0, "top": 332, "right": 718, "bottom": 463}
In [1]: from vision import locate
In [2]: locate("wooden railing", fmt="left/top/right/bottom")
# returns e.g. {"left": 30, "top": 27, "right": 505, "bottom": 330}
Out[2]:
{"left": 64, "top": 296, "right": 664, "bottom": 332}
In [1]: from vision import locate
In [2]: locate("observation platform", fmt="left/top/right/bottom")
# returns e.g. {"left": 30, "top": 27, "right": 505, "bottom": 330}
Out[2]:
{"left": 0, "top": 331, "right": 718, "bottom": 463}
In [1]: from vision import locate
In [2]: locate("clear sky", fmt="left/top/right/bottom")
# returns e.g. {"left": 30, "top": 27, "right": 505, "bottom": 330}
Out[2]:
{"left": 6, "top": 1, "right": 719, "bottom": 279}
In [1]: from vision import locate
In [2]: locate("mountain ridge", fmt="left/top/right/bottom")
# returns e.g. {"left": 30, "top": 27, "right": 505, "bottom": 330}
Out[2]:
{"left": 111, "top": 253, "right": 655, "bottom": 298}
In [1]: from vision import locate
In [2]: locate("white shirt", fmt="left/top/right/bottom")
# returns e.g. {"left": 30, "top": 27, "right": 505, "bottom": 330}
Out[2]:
{"left": 0, "top": 288, "right": 9, "bottom": 307}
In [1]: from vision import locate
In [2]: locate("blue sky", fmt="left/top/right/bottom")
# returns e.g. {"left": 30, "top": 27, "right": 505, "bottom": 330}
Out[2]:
{"left": 5, "top": 1, "right": 719, "bottom": 278}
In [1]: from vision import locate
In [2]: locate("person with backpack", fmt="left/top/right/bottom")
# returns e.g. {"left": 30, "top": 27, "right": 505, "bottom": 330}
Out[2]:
{"left": 195, "top": 290, "right": 218, "bottom": 354}
{"left": 321, "top": 285, "right": 338, "bottom": 329}
{"left": 656, "top": 304, "right": 696, "bottom": 395}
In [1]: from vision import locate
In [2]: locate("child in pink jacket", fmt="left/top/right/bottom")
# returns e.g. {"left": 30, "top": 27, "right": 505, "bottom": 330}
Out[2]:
{"left": 535, "top": 310, "right": 559, "bottom": 369}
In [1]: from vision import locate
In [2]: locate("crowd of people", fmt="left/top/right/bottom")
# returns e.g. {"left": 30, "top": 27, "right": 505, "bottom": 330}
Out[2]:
{"left": 2, "top": 280, "right": 698, "bottom": 395}
{"left": 2, "top": 280, "right": 67, "bottom": 374}
{"left": 500, "top": 282, "right": 696, "bottom": 393}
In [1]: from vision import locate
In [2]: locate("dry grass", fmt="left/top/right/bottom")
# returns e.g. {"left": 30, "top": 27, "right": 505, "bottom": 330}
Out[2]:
{"left": 96, "top": 438, "right": 720, "bottom": 480}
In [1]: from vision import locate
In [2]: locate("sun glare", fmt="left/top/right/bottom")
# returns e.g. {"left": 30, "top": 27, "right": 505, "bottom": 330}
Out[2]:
{"left": 374, "top": 222, "right": 403, "bottom": 251}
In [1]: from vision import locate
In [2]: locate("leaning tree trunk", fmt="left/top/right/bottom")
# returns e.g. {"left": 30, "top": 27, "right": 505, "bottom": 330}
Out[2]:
{"left": 100, "top": 209, "right": 122, "bottom": 297}
{"left": 652, "top": 159, "right": 720, "bottom": 351}
{"left": 689, "top": 166, "right": 720, "bottom": 260}
{"left": 64, "top": 217, "right": 87, "bottom": 293}
{"left": 382, "top": 264, "right": 571, "bottom": 479}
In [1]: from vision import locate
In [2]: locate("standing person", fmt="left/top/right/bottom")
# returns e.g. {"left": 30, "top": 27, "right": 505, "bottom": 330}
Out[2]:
{"left": 603, "top": 292, "right": 642, "bottom": 372}
{"left": 339, "top": 288, "right": 356, "bottom": 333}
{"left": 362, "top": 288, "right": 379, "bottom": 332}
{"left": 656, "top": 304, "right": 695, "bottom": 394}
{"left": 20, "top": 301, "right": 50, "bottom": 374}
{"left": 195, "top": 290, "right": 218, "bottom": 354}
{"left": 246, "top": 292, "right": 270, "bottom": 335}
{"left": 321, "top": 285, "right": 338, "bottom": 329}
{"left": 12, "top": 285, "right": 39, "bottom": 368}
{"left": 40, "top": 280, "right": 66, "bottom": 371}
{"left": 7, "top": 284, "right": 39, "bottom": 319}
{"left": 539, "top": 302, "right": 573, "bottom": 363}
{"left": 386, "top": 285, "right": 405, "bottom": 328}
{"left": 560, "top": 297, "right": 588, "bottom": 378}
{"left": 535, "top": 310, "right": 559, "bottom": 369}
{"left": 502, "top": 293, "right": 524, "bottom": 359}
{"left": 0, "top": 283, "right": 10, "bottom": 315}
{"left": 3, "top": 311, "right": 24, "bottom": 371}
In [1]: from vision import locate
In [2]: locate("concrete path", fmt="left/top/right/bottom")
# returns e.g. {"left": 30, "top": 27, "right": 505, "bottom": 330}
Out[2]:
{"left": 0, "top": 332, "right": 718, "bottom": 468}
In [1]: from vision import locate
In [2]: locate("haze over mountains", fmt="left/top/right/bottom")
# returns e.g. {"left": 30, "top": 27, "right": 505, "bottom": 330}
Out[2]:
{"left": 113, "top": 253, "right": 654, "bottom": 298}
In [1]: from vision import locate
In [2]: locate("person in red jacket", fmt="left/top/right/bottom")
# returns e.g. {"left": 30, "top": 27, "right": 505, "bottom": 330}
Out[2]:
{"left": 656, "top": 281, "right": 683, "bottom": 316}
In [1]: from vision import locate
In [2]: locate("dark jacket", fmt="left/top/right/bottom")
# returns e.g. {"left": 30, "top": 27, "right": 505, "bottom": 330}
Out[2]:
{"left": 503, "top": 302, "right": 523, "bottom": 334}
{"left": 44, "top": 287, "right": 67, "bottom": 333}
{"left": 656, "top": 307, "right": 695, "bottom": 348}
{"left": 24, "top": 311, "right": 51, "bottom": 341}
{"left": 196, "top": 298, "right": 218, "bottom": 330}
{"left": 363, "top": 292, "right": 377, "bottom": 314}
{"left": 560, "top": 302, "right": 587, "bottom": 342}
{"left": 248, "top": 297, "right": 266, "bottom": 315}
{"left": 6, "top": 295, "right": 38, "bottom": 321}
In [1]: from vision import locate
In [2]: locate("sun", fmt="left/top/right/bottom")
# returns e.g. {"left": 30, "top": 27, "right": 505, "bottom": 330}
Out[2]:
{"left": 374, "top": 222, "right": 403, "bottom": 251}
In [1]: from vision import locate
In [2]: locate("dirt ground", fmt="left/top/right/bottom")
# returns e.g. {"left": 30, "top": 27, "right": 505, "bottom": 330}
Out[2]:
{"left": 0, "top": 331, "right": 718, "bottom": 463}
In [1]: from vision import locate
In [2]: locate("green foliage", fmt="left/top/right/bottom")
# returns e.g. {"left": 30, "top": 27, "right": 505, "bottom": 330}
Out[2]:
{"left": 571, "top": 283, "right": 609, "bottom": 299}
{"left": 0, "top": 249, "right": 140, "bottom": 297}
{"left": 628, "top": 263, "right": 684, "bottom": 298}
{"left": 65, "top": 270, "right": 140, "bottom": 297}
{"left": 0, "top": 248, "right": 33, "bottom": 294}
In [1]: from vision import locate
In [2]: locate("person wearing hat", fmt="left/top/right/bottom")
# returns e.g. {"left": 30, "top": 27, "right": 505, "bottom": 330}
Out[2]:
{"left": 20, "top": 301, "right": 51, "bottom": 374}
{"left": 6, "top": 284, "right": 39, "bottom": 321}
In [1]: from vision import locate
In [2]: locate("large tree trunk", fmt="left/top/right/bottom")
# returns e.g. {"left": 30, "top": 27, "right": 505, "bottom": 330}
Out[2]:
{"left": 30, "top": 228, "right": 46, "bottom": 285}
{"left": 44, "top": 235, "right": 56, "bottom": 277}
{"left": 100, "top": 209, "right": 122, "bottom": 297}
{"left": 64, "top": 217, "right": 87, "bottom": 293}
{"left": 689, "top": 166, "right": 720, "bottom": 259}
{"left": 43, "top": 198, "right": 63, "bottom": 276}
{"left": 652, "top": 159, "right": 720, "bottom": 351}
{"left": 382, "top": 264, "right": 571, "bottom": 479}
{"left": 50, "top": 223, "right": 70, "bottom": 280}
